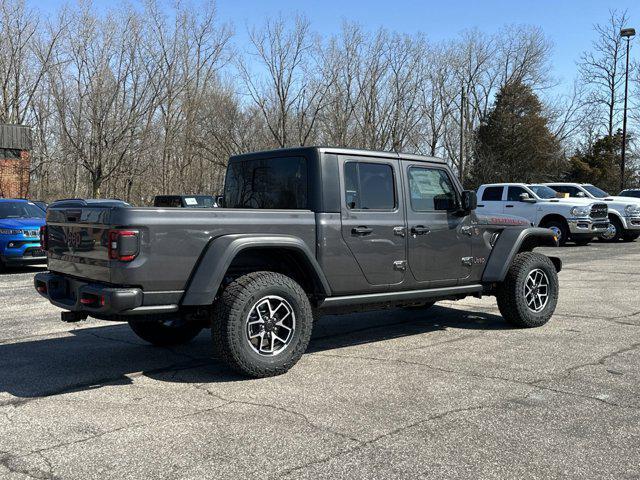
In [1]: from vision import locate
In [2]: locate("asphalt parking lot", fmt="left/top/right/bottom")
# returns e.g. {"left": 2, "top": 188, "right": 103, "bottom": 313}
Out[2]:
{"left": 1, "top": 242, "right": 639, "bottom": 479}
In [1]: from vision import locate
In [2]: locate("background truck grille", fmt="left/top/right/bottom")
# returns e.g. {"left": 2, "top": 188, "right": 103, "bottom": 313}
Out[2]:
{"left": 590, "top": 204, "right": 608, "bottom": 219}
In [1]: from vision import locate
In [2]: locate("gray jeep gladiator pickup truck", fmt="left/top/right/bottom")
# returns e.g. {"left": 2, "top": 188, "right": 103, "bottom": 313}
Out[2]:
{"left": 35, "top": 147, "right": 562, "bottom": 377}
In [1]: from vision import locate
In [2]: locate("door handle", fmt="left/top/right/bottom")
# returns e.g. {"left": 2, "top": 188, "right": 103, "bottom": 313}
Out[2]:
{"left": 393, "top": 226, "right": 406, "bottom": 237}
{"left": 505, "top": 205, "right": 514, "bottom": 208}
{"left": 411, "top": 225, "right": 430, "bottom": 236}
{"left": 352, "top": 226, "right": 373, "bottom": 235}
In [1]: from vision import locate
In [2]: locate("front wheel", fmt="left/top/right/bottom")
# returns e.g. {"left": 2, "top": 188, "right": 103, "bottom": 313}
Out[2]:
{"left": 599, "top": 217, "right": 622, "bottom": 242}
{"left": 541, "top": 219, "right": 569, "bottom": 246}
{"left": 211, "top": 271, "right": 313, "bottom": 378}
{"left": 496, "top": 252, "right": 559, "bottom": 328}
{"left": 128, "top": 317, "right": 203, "bottom": 346}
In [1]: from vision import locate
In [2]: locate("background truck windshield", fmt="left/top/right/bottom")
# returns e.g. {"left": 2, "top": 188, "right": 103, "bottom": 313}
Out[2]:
{"left": 224, "top": 156, "right": 308, "bottom": 209}
{"left": 529, "top": 185, "right": 558, "bottom": 199}
{"left": 582, "top": 185, "right": 609, "bottom": 198}
{"left": 0, "top": 202, "right": 46, "bottom": 219}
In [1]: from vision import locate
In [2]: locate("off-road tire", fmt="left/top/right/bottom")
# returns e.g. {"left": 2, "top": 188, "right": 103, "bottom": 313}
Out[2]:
{"left": 496, "top": 252, "right": 559, "bottom": 328}
{"left": 600, "top": 216, "right": 623, "bottom": 242}
{"left": 128, "top": 317, "right": 203, "bottom": 346}
{"left": 621, "top": 231, "right": 640, "bottom": 242}
{"left": 541, "top": 218, "right": 569, "bottom": 246}
{"left": 211, "top": 271, "right": 313, "bottom": 378}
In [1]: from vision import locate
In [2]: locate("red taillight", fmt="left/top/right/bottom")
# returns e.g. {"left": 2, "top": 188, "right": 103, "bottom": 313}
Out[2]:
{"left": 40, "top": 225, "right": 48, "bottom": 250}
{"left": 108, "top": 229, "right": 139, "bottom": 262}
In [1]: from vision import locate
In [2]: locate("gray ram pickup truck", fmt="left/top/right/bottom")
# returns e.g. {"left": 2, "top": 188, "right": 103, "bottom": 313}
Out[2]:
{"left": 35, "top": 147, "right": 562, "bottom": 377}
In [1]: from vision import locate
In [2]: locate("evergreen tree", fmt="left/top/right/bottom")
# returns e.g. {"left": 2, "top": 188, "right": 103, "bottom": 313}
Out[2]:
{"left": 469, "top": 81, "right": 562, "bottom": 187}
{"left": 566, "top": 130, "right": 637, "bottom": 192}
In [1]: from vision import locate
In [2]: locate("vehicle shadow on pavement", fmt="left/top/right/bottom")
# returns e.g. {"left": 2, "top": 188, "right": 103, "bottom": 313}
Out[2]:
{"left": 0, "top": 306, "right": 507, "bottom": 399}
{"left": 0, "top": 265, "right": 47, "bottom": 275}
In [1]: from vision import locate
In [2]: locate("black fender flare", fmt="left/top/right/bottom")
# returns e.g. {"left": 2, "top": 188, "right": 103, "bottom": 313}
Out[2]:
{"left": 482, "top": 227, "right": 561, "bottom": 283}
{"left": 181, "top": 234, "right": 331, "bottom": 305}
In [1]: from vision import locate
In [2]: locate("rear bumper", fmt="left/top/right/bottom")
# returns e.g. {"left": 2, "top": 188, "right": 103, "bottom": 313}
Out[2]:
{"left": 34, "top": 272, "right": 178, "bottom": 316}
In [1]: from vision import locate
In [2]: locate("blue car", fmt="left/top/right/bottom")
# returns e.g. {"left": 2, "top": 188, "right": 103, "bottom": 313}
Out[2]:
{"left": 0, "top": 199, "right": 47, "bottom": 271}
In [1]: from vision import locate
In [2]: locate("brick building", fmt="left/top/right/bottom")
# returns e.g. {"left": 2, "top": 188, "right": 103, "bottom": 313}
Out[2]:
{"left": 0, "top": 124, "right": 32, "bottom": 198}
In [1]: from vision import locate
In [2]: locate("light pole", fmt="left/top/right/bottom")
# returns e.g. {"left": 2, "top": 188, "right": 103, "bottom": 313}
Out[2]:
{"left": 620, "top": 27, "right": 635, "bottom": 191}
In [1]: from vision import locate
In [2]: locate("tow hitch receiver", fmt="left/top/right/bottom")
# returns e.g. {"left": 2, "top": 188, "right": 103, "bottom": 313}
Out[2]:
{"left": 61, "top": 311, "right": 88, "bottom": 323}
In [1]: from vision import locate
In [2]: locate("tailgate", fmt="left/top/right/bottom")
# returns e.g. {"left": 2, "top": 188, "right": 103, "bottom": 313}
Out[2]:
{"left": 46, "top": 200, "right": 127, "bottom": 283}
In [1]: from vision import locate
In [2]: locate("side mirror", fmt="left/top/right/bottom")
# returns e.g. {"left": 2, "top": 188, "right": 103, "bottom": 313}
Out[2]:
{"left": 215, "top": 195, "right": 224, "bottom": 207}
{"left": 461, "top": 190, "right": 477, "bottom": 212}
{"left": 519, "top": 193, "right": 536, "bottom": 203}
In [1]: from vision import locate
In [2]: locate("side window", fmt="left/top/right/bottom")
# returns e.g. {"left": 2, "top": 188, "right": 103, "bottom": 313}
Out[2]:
{"left": 407, "top": 167, "right": 458, "bottom": 211}
{"left": 549, "top": 186, "right": 566, "bottom": 195}
{"left": 507, "top": 186, "right": 528, "bottom": 202}
{"left": 344, "top": 162, "right": 396, "bottom": 210}
{"left": 482, "top": 186, "right": 504, "bottom": 202}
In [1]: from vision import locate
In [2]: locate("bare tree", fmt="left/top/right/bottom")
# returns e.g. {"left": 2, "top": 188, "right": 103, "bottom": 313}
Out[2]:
{"left": 239, "top": 15, "right": 331, "bottom": 148}
{"left": 579, "top": 10, "right": 629, "bottom": 137}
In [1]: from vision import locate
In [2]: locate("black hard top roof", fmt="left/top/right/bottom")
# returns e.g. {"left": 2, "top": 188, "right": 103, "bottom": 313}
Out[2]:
{"left": 229, "top": 146, "right": 446, "bottom": 164}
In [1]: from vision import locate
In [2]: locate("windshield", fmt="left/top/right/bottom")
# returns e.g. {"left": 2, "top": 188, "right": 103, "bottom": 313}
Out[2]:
{"left": 0, "top": 202, "right": 46, "bottom": 219}
{"left": 529, "top": 185, "right": 558, "bottom": 199}
{"left": 582, "top": 185, "right": 609, "bottom": 198}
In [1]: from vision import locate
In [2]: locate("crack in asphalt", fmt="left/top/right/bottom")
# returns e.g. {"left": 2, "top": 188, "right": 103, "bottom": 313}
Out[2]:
{"left": 274, "top": 403, "right": 496, "bottom": 479}
{"left": 191, "top": 383, "right": 364, "bottom": 446}
{"left": 549, "top": 342, "right": 640, "bottom": 380}
{"left": 4, "top": 400, "right": 236, "bottom": 472}
{"left": 311, "top": 345, "right": 640, "bottom": 411}
{"left": 0, "top": 451, "right": 59, "bottom": 480}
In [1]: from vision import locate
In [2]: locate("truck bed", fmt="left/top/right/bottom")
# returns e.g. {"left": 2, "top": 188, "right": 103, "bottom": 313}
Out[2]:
{"left": 46, "top": 203, "right": 316, "bottom": 295}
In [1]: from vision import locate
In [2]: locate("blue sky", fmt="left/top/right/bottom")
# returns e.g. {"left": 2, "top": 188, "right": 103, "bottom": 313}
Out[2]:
{"left": 38, "top": 0, "right": 639, "bottom": 92}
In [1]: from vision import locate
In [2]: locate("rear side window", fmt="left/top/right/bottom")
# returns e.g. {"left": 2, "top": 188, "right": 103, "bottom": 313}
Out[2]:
{"left": 224, "top": 156, "right": 308, "bottom": 209}
{"left": 344, "top": 162, "right": 396, "bottom": 210}
{"left": 482, "top": 186, "right": 504, "bottom": 201}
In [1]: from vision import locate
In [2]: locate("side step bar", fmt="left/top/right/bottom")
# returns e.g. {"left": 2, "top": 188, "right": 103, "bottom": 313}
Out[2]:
{"left": 318, "top": 284, "right": 483, "bottom": 309}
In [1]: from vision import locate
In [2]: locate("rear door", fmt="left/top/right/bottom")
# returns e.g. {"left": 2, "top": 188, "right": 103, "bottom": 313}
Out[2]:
{"left": 477, "top": 186, "right": 505, "bottom": 214}
{"left": 339, "top": 156, "right": 406, "bottom": 286}
{"left": 403, "top": 163, "right": 472, "bottom": 286}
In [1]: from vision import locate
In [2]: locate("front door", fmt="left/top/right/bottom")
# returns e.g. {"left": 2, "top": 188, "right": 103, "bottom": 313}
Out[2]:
{"left": 339, "top": 156, "right": 406, "bottom": 286}
{"left": 403, "top": 163, "right": 472, "bottom": 286}
{"left": 504, "top": 186, "right": 538, "bottom": 223}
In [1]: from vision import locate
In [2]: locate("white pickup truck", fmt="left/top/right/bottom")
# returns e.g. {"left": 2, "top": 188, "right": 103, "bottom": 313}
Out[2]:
{"left": 477, "top": 183, "right": 609, "bottom": 246}
{"left": 544, "top": 183, "right": 640, "bottom": 242}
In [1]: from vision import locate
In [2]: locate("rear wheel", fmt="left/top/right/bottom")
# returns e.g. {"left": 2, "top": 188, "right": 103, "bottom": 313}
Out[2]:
{"left": 211, "top": 271, "right": 313, "bottom": 378}
{"left": 496, "top": 252, "right": 559, "bottom": 328}
{"left": 128, "top": 317, "right": 203, "bottom": 346}
{"left": 622, "top": 232, "right": 640, "bottom": 242}
{"left": 541, "top": 219, "right": 569, "bottom": 246}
